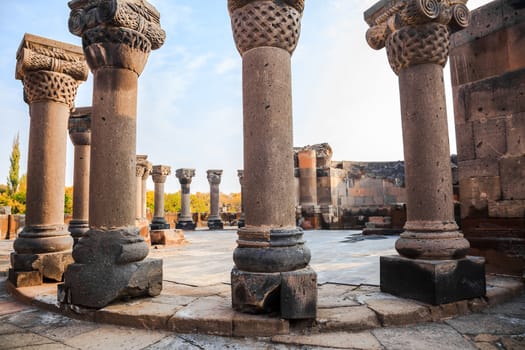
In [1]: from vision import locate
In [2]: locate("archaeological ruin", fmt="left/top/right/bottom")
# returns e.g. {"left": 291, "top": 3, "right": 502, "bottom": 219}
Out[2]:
{"left": 2, "top": 0, "right": 523, "bottom": 339}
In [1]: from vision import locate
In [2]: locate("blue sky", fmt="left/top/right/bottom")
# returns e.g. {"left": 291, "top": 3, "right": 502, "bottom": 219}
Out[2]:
{"left": 0, "top": 0, "right": 490, "bottom": 193}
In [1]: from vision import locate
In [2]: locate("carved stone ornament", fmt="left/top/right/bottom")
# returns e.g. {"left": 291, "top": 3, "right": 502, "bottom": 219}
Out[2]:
{"left": 151, "top": 165, "right": 171, "bottom": 183}
{"left": 69, "top": 108, "right": 92, "bottom": 146}
{"left": 237, "top": 169, "right": 244, "bottom": 185}
{"left": 364, "top": 0, "right": 470, "bottom": 74}
{"left": 176, "top": 168, "right": 196, "bottom": 184}
{"left": 68, "top": 0, "right": 165, "bottom": 49}
{"left": 228, "top": 0, "right": 304, "bottom": 55}
{"left": 16, "top": 34, "right": 88, "bottom": 109}
{"left": 207, "top": 169, "right": 223, "bottom": 185}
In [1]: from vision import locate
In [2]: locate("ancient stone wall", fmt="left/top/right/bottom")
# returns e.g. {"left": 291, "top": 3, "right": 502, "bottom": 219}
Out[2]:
{"left": 450, "top": 0, "right": 525, "bottom": 274}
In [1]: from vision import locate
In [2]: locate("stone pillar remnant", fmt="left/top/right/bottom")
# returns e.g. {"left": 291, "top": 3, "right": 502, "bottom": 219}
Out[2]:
{"left": 9, "top": 33, "right": 88, "bottom": 287}
{"left": 297, "top": 148, "right": 321, "bottom": 229}
{"left": 228, "top": 0, "right": 317, "bottom": 319}
{"left": 237, "top": 170, "right": 245, "bottom": 228}
{"left": 175, "top": 168, "right": 196, "bottom": 230}
{"left": 61, "top": 0, "right": 166, "bottom": 308}
{"left": 365, "top": 0, "right": 485, "bottom": 304}
{"left": 135, "top": 155, "right": 151, "bottom": 243}
{"left": 207, "top": 170, "right": 224, "bottom": 230}
{"left": 68, "top": 107, "right": 92, "bottom": 244}
{"left": 150, "top": 165, "right": 171, "bottom": 230}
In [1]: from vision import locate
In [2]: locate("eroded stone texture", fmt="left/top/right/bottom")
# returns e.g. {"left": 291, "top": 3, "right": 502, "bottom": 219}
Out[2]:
{"left": 365, "top": 0, "right": 485, "bottom": 304}
{"left": 68, "top": 107, "right": 91, "bottom": 244}
{"left": 61, "top": 0, "right": 165, "bottom": 308}
{"left": 175, "top": 169, "right": 196, "bottom": 230}
{"left": 9, "top": 33, "right": 88, "bottom": 286}
{"left": 449, "top": 0, "right": 525, "bottom": 275}
{"left": 228, "top": 0, "right": 316, "bottom": 319}
{"left": 297, "top": 148, "right": 321, "bottom": 229}
{"left": 207, "top": 170, "right": 224, "bottom": 230}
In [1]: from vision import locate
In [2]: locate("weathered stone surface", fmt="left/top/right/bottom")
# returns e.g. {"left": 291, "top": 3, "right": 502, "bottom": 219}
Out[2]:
{"left": 317, "top": 283, "right": 360, "bottom": 308}
{"left": 8, "top": 269, "right": 42, "bottom": 288}
{"left": 380, "top": 255, "right": 486, "bottom": 305}
{"left": 231, "top": 267, "right": 281, "bottom": 314}
{"left": 458, "top": 159, "right": 500, "bottom": 180}
{"left": 446, "top": 312, "right": 525, "bottom": 335}
{"left": 63, "top": 258, "right": 162, "bottom": 309}
{"left": 488, "top": 200, "right": 525, "bottom": 218}
{"left": 232, "top": 312, "right": 289, "bottom": 337}
{"left": 169, "top": 296, "right": 234, "bottom": 336}
{"left": 272, "top": 331, "right": 382, "bottom": 350}
{"left": 316, "top": 305, "right": 380, "bottom": 331}
{"left": 366, "top": 297, "right": 431, "bottom": 327}
{"left": 373, "top": 323, "right": 478, "bottom": 350}
{"left": 499, "top": 155, "right": 525, "bottom": 200}
{"left": 96, "top": 300, "right": 181, "bottom": 329}
{"left": 280, "top": 267, "right": 317, "bottom": 319}
{"left": 150, "top": 229, "right": 184, "bottom": 246}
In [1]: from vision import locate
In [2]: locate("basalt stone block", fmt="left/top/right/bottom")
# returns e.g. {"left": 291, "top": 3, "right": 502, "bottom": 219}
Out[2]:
{"left": 176, "top": 220, "right": 196, "bottom": 231}
{"left": 281, "top": 267, "right": 317, "bottom": 319}
{"left": 231, "top": 267, "right": 281, "bottom": 314}
{"left": 150, "top": 222, "right": 170, "bottom": 230}
{"left": 380, "top": 255, "right": 486, "bottom": 305}
{"left": 207, "top": 219, "right": 224, "bottom": 230}
{"left": 10, "top": 251, "right": 73, "bottom": 284}
{"left": 8, "top": 269, "right": 42, "bottom": 288}
{"left": 62, "top": 258, "right": 162, "bottom": 309}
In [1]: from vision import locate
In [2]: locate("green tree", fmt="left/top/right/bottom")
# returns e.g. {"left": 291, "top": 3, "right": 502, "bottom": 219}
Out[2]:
{"left": 7, "top": 134, "right": 20, "bottom": 195}
{"left": 146, "top": 190, "right": 154, "bottom": 213}
{"left": 64, "top": 187, "right": 73, "bottom": 214}
{"left": 164, "top": 192, "right": 181, "bottom": 213}
{"left": 190, "top": 192, "right": 209, "bottom": 213}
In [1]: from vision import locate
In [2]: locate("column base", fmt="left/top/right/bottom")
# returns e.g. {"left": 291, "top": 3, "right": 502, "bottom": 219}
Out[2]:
{"left": 68, "top": 220, "right": 89, "bottom": 244}
{"left": 9, "top": 251, "right": 74, "bottom": 287}
{"left": 207, "top": 218, "right": 224, "bottom": 230}
{"left": 176, "top": 220, "right": 196, "bottom": 230}
{"left": 150, "top": 229, "right": 184, "bottom": 245}
{"left": 231, "top": 266, "right": 317, "bottom": 319}
{"left": 238, "top": 217, "right": 245, "bottom": 228}
{"left": 59, "top": 258, "right": 162, "bottom": 309}
{"left": 380, "top": 255, "right": 486, "bottom": 305}
{"left": 150, "top": 217, "right": 170, "bottom": 230}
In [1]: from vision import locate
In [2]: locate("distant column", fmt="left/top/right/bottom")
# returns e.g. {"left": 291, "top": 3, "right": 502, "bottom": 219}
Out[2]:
{"left": 141, "top": 160, "right": 152, "bottom": 220}
{"left": 175, "top": 168, "right": 196, "bottom": 230}
{"left": 207, "top": 170, "right": 224, "bottom": 230}
{"left": 150, "top": 165, "right": 171, "bottom": 230}
{"left": 365, "top": 0, "right": 485, "bottom": 304}
{"left": 68, "top": 107, "right": 91, "bottom": 244}
{"left": 135, "top": 156, "right": 148, "bottom": 222}
{"left": 9, "top": 34, "right": 88, "bottom": 287}
{"left": 62, "top": 0, "right": 165, "bottom": 308}
{"left": 297, "top": 148, "right": 321, "bottom": 229}
{"left": 228, "top": 0, "right": 317, "bottom": 319}
{"left": 237, "top": 170, "right": 245, "bottom": 228}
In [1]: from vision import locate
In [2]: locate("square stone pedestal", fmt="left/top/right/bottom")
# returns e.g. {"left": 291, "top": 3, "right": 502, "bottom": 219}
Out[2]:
{"left": 176, "top": 220, "right": 196, "bottom": 230}
{"left": 231, "top": 266, "right": 317, "bottom": 319}
{"left": 59, "top": 258, "right": 162, "bottom": 309}
{"left": 9, "top": 251, "right": 73, "bottom": 287}
{"left": 380, "top": 255, "right": 486, "bottom": 305}
{"left": 150, "top": 229, "right": 184, "bottom": 245}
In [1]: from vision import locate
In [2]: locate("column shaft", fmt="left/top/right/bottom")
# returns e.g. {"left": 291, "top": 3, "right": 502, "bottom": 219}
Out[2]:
{"left": 72, "top": 144, "right": 90, "bottom": 224}
{"left": 153, "top": 182, "right": 165, "bottom": 219}
{"left": 297, "top": 149, "right": 317, "bottom": 207}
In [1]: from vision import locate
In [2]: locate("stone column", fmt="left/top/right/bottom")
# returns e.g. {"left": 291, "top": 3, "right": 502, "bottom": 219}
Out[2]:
{"left": 207, "top": 170, "right": 224, "bottom": 230}
{"left": 68, "top": 107, "right": 91, "bottom": 244}
{"left": 61, "top": 0, "right": 166, "bottom": 308}
{"left": 150, "top": 165, "right": 171, "bottom": 230}
{"left": 228, "top": 0, "right": 317, "bottom": 319}
{"left": 9, "top": 34, "right": 88, "bottom": 287}
{"left": 135, "top": 156, "right": 151, "bottom": 243}
{"left": 365, "top": 0, "right": 485, "bottom": 305}
{"left": 237, "top": 170, "right": 245, "bottom": 228}
{"left": 175, "top": 168, "right": 196, "bottom": 230}
{"left": 297, "top": 148, "right": 321, "bottom": 229}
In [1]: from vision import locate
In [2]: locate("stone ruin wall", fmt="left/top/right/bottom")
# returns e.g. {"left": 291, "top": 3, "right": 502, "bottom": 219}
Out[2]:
{"left": 449, "top": 0, "right": 525, "bottom": 274}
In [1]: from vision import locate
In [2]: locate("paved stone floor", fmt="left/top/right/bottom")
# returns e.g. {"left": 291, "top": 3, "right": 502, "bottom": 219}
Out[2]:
{"left": 1, "top": 229, "right": 524, "bottom": 349}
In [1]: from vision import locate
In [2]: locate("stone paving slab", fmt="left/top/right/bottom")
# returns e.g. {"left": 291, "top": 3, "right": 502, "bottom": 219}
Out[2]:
{"left": 272, "top": 331, "right": 383, "bottom": 350}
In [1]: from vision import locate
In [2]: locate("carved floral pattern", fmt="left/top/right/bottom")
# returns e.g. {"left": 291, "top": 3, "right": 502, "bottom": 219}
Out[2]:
{"left": 207, "top": 170, "right": 223, "bottom": 185}
{"left": 229, "top": 0, "right": 303, "bottom": 55}
{"left": 176, "top": 169, "right": 195, "bottom": 185}
{"left": 151, "top": 165, "right": 171, "bottom": 183}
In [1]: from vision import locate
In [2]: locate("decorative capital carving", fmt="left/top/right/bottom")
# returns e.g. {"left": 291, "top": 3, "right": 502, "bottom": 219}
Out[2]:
{"left": 151, "top": 165, "right": 171, "bottom": 184}
{"left": 237, "top": 169, "right": 244, "bottom": 186}
{"left": 207, "top": 169, "right": 223, "bottom": 185}
{"left": 136, "top": 164, "right": 147, "bottom": 178}
{"left": 68, "top": 0, "right": 165, "bottom": 73}
{"left": 69, "top": 107, "right": 92, "bottom": 146}
{"left": 16, "top": 34, "right": 88, "bottom": 109}
{"left": 135, "top": 154, "right": 151, "bottom": 178}
{"left": 176, "top": 168, "right": 196, "bottom": 185}
{"left": 364, "top": 0, "right": 470, "bottom": 74}
{"left": 228, "top": 0, "right": 304, "bottom": 55}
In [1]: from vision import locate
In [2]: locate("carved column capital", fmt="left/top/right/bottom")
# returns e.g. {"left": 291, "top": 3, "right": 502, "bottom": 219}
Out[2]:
{"left": 365, "top": 0, "right": 470, "bottom": 74}
{"left": 16, "top": 34, "right": 88, "bottom": 110}
{"left": 237, "top": 169, "right": 244, "bottom": 186}
{"left": 207, "top": 169, "right": 223, "bottom": 186}
{"left": 228, "top": 0, "right": 304, "bottom": 55}
{"left": 69, "top": 107, "right": 92, "bottom": 146}
{"left": 176, "top": 168, "right": 196, "bottom": 185}
{"left": 68, "top": 0, "right": 166, "bottom": 74}
{"left": 151, "top": 165, "right": 171, "bottom": 184}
